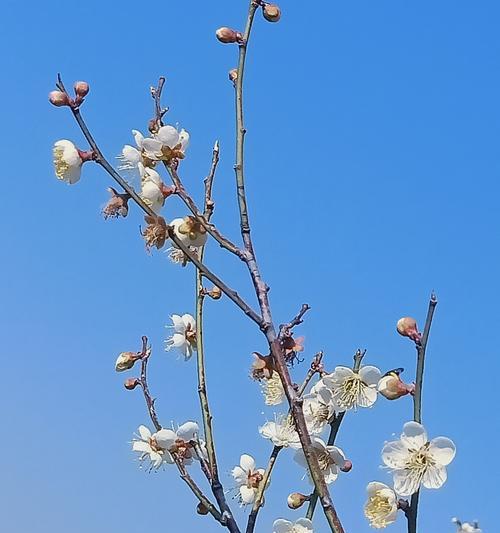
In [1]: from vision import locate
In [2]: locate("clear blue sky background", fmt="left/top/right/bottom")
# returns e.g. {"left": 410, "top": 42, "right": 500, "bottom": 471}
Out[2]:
{"left": 1, "top": 1, "right": 498, "bottom": 532}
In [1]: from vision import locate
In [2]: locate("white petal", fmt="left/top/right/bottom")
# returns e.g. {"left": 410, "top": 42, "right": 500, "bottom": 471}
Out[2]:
{"left": 142, "top": 138, "right": 163, "bottom": 157}
{"left": 358, "top": 385, "right": 378, "bottom": 408}
{"left": 132, "top": 440, "right": 151, "bottom": 453}
{"left": 293, "top": 450, "right": 308, "bottom": 468}
{"left": 182, "top": 313, "right": 196, "bottom": 331}
{"left": 239, "top": 454, "right": 256, "bottom": 473}
{"left": 231, "top": 466, "right": 247, "bottom": 485}
{"left": 272, "top": 519, "right": 293, "bottom": 533}
{"left": 328, "top": 445, "right": 346, "bottom": 466}
{"left": 382, "top": 440, "right": 410, "bottom": 469}
{"left": 401, "top": 421, "right": 428, "bottom": 449}
{"left": 177, "top": 421, "right": 199, "bottom": 441}
{"left": 143, "top": 167, "right": 162, "bottom": 185}
{"left": 239, "top": 485, "right": 256, "bottom": 504}
{"left": 168, "top": 333, "right": 188, "bottom": 349}
{"left": 331, "top": 366, "right": 354, "bottom": 381}
{"left": 179, "top": 129, "right": 190, "bottom": 151}
{"left": 422, "top": 464, "right": 447, "bottom": 489}
{"left": 157, "top": 125, "right": 180, "bottom": 148}
{"left": 122, "top": 145, "right": 141, "bottom": 164}
{"left": 170, "top": 314, "right": 186, "bottom": 333}
{"left": 324, "top": 465, "right": 339, "bottom": 484}
{"left": 295, "top": 518, "right": 314, "bottom": 532}
{"left": 359, "top": 365, "right": 382, "bottom": 385}
{"left": 132, "top": 129, "right": 144, "bottom": 148}
{"left": 428, "top": 437, "right": 456, "bottom": 466}
{"left": 138, "top": 425, "right": 151, "bottom": 441}
{"left": 154, "top": 428, "right": 177, "bottom": 449}
{"left": 393, "top": 468, "right": 421, "bottom": 496}
{"left": 367, "top": 481, "right": 391, "bottom": 496}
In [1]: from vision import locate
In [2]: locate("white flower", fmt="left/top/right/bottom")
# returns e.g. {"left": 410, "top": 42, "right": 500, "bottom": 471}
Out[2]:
{"left": 171, "top": 217, "right": 208, "bottom": 248}
{"left": 165, "top": 314, "right": 197, "bottom": 360}
{"left": 322, "top": 365, "right": 381, "bottom": 411}
{"left": 294, "top": 437, "right": 347, "bottom": 484}
{"left": 53, "top": 140, "right": 83, "bottom": 184}
{"left": 132, "top": 425, "right": 174, "bottom": 470}
{"left": 302, "top": 392, "right": 335, "bottom": 434}
{"left": 231, "top": 454, "right": 265, "bottom": 506}
{"left": 364, "top": 482, "right": 398, "bottom": 529}
{"left": 140, "top": 167, "right": 165, "bottom": 214}
{"left": 151, "top": 421, "right": 201, "bottom": 466}
{"left": 382, "top": 421, "right": 456, "bottom": 496}
{"left": 142, "top": 125, "right": 189, "bottom": 161}
{"left": 452, "top": 518, "right": 482, "bottom": 533}
{"left": 261, "top": 373, "right": 285, "bottom": 405}
{"left": 118, "top": 129, "right": 147, "bottom": 176}
{"left": 272, "top": 518, "right": 314, "bottom": 533}
{"left": 259, "top": 414, "right": 301, "bottom": 449}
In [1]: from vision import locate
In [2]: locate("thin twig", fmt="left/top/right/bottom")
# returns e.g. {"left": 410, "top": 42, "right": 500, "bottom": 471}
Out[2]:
{"left": 246, "top": 352, "right": 324, "bottom": 533}
{"left": 55, "top": 75, "right": 262, "bottom": 327}
{"left": 306, "top": 349, "right": 366, "bottom": 519}
{"left": 232, "top": 4, "right": 345, "bottom": 530}
{"left": 138, "top": 336, "right": 161, "bottom": 432}
{"left": 407, "top": 293, "right": 438, "bottom": 533}
{"left": 279, "top": 304, "right": 311, "bottom": 339}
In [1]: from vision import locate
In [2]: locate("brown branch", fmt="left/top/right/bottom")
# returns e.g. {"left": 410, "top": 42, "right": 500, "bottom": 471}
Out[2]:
{"left": 137, "top": 336, "right": 161, "bottom": 432}
{"left": 55, "top": 74, "right": 262, "bottom": 327}
{"left": 306, "top": 349, "right": 366, "bottom": 519}
{"left": 246, "top": 352, "right": 324, "bottom": 533}
{"left": 279, "top": 304, "right": 311, "bottom": 339}
{"left": 233, "top": 3, "right": 345, "bottom": 531}
{"left": 407, "top": 293, "right": 438, "bottom": 533}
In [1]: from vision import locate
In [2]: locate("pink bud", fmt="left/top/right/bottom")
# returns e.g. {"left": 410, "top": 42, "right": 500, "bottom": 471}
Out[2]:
{"left": 124, "top": 378, "right": 140, "bottom": 390}
{"left": 216, "top": 27, "right": 243, "bottom": 44}
{"left": 396, "top": 317, "right": 421, "bottom": 342}
{"left": 340, "top": 459, "right": 352, "bottom": 473}
{"left": 74, "top": 81, "right": 90, "bottom": 98}
{"left": 228, "top": 68, "right": 238, "bottom": 84}
{"left": 49, "top": 90, "right": 71, "bottom": 107}
{"left": 262, "top": 3, "right": 281, "bottom": 22}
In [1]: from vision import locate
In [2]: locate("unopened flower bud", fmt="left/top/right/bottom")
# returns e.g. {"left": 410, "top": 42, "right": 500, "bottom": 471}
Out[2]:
{"left": 262, "top": 3, "right": 281, "bottom": 22}
{"left": 208, "top": 286, "right": 222, "bottom": 300}
{"left": 115, "top": 351, "right": 139, "bottom": 372}
{"left": 396, "top": 317, "right": 421, "bottom": 342}
{"left": 287, "top": 492, "right": 309, "bottom": 510}
{"left": 124, "top": 378, "right": 140, "bottom": 390}
{"left": 229, "top": 68, "right": 238, "bottom": 84}
{"left": 216, "top": 27, "right": 243, "bottom": 44}
{"left": 74, "top": 81, "right": 90, "bottom": 97}
{"left": 378, "top": 369, "right": 413, "bottom": 400}
{"left": 196, "top": 502, "right": 209, "bottom": 515}
{"left": 49, "top": 90, "right": 71, "bottom": 107}
{"left": 340, "top": 459, "right": 353, "bottom": 473}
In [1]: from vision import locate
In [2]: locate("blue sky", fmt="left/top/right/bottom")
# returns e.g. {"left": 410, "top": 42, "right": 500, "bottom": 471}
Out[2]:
{"left": 1, "top": 0, "right": 499, "bottom": 532}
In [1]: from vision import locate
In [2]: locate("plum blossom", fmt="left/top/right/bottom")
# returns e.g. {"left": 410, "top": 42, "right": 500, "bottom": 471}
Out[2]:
{"left": 140, "top": 167, "right": 165, "bottom": 214}
{"left": 302, "top": 391, "right": 335, "bottom": 435}
{"left": 118, "top": 129, "right": 149, "bottom": 177}
{"left": 53, "top": 140, "right": 83, "bottom": 184}
{"left": 322, "top": 365, "right": 381, "bottom": 411}
{"left": 272, "top": 518, "right": 314, "bottom": 533}
{"left": 165, "top": 314, "right": 197, "bottom": 360}
{"left": 152, "top": 421, "right": 202, "bottom": 466}
{"left": 132, "top": 425, "right": 174, "bottom": 470}
{"left": 364, "top": 482, "right": 398, "bottom": 529}
{"left": 259, "top": 414, "right": 301, "bottom": 449}
{"left": 294, "top": 437, "right": 348, "bottom": 485}
{"left": 261, "top": 372, "right": 285, "bottom": 405}
{"left": 452, "top": 518, "right": 482, "bottom": 533}
{"left": 382, "top": 421, "right": 456, "bottom": 496}
{"left": 171, "top": 216, "right": 208, "bottom": 248}
{"left": 142, "top": 125, "right": 189, "bottom": 162}
{"left": 231, "top": 454, "right": 265, "bottom": 505}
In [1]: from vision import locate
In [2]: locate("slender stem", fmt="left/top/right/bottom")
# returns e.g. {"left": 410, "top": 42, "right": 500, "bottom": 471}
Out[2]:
{"left": 138, "top": 336, "right": 162, "bottom": 432}
{"left": 407, "top": 293, "right": 438, "bottom": 533}
{"left": 233, "top": 3, "right": 344, "bottom": 531}
{"left": 56, "top": 76, "right": 262, "bottom": 327}
{"left": 246, "top": 352, "right": 324, "bottom": 533}
{"left": 306, "top": 349, "right": 366, "bottom": 519}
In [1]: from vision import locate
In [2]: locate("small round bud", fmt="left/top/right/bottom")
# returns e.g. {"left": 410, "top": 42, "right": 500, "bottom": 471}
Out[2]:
{"left": 49, "top": 90, "right": 71, "bottom": 107}
{"left": 74, "top": 81, "right": 90, "bottom": 97}
{"left": 229, "top": 68, "right": 238, "bottom": 84}
{"left": 208, "top": 286, "right": 222, "bottom": 300}
{"left": 196, "top": 502, "right": 209, "bottom": 515}
{"left": 216, "top": 27, "right": 243, "bottom": 44}
{"left": 378, "top": 372, "right": 413, "bottom": 400}
{"left": 115, "top": 351, "right": 139, "bottom": 372}
{"left": 287, "top": 492, "right": 309, "bottom": 510}
{"left": 124, "top": 378, "right": 140, "bottom": 390}
{"left": 340, "top": 459, "right": 353, "bottom": 473}
{"left": 396, "top": 317, "right": 421, "bottom": 342}
{"left": 262, "top": 3, "right": 281, "bottom": 23}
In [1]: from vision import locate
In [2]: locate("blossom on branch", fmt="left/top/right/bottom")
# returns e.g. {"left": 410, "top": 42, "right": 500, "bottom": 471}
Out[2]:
{"left": 259, "top": 414, "right": 301, "bottom": 448}
{"left": 140, "top": 167, "right": 165, "bottom": 214}
{"left": 165, "top": 313, "right": 197, "bottom": 360}
{"left": 452, "top": 518, "right": 482, "bottom": 533}
{"left": 118, "top": 130, "right": 150, "bottom": 177}
{"left": 321, "top": 365, "right": 382, "bottom": 411}
{"left": 141, "top": 125, "right": 189, "bottom": 163}
{"left": 294, "top": 437, "right": 349, "bottom": 485}
{"left": 132, "top": 425, "right": 174, "bottom": 470}
{"left": 302, "top": 392, "right": 335, "bottom": 435}
{"left": 53, "top": 140, "right": 83, "bottom": 184}
{"left": 272, "top": 518, "right": 314, "bottom": 533}
{"left": 171, "top": 216, "right": 208, "bottom": 248}
{"left": 231, "top": 454, "right": 265, "bottom": 505}
{"left": 364, "top": 482, "right": 398, "bottom": 529}
{"left": 152, "top": 421, "right": 203, "bottom": 466}
{"left": 382, "top": 421, "right": 456, "bottom": 496}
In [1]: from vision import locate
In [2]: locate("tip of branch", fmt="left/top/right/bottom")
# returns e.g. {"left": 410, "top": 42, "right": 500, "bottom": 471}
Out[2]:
{"left": 213, "top": 140, "right": 220, "bottom": 152}
{"left": 430, "top": 291, "right": 438, "bottom": 304}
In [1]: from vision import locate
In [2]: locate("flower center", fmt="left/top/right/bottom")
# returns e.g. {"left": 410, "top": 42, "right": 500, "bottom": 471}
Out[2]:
{"left": 335, "top": 375, "right": 363, "bottom": 409}
{"left": 247, "top": 471, "right": 263, "bottom": 489}
{"left": 148, "top": 437, "right": 163, "bottom": 454}
{"left": 317, "top": 450, "right": 335, "bottom": 471}
{"left": 406, "top": 444, "right": 434, "bottom": 480}
{"left": 365, "top": 494, "right": 392, "bottom": 526}
{"left": 53, "top": 148, "right": 70, "bottom": 178}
